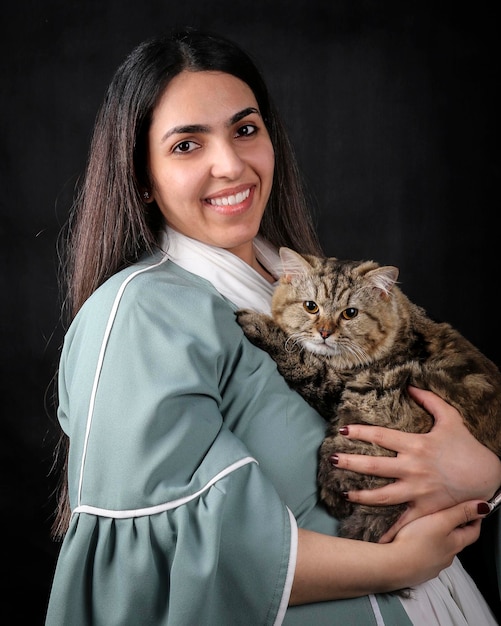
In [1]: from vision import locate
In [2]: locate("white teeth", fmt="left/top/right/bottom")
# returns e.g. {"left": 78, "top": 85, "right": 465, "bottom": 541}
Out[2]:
{"left": 208, "top": 188, "right": 250, "bottom": 206}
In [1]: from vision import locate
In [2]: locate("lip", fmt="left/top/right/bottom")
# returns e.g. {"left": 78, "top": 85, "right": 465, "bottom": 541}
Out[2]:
{"left": 205, "top": 183, "right": 253, "bottom": 201}
{"left": 203, "top": 185, "right": 255, "bottom": 215}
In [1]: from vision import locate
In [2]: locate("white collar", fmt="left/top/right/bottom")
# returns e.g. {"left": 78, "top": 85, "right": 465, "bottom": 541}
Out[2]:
{"left": 160, "top": 226, "right": 281, "bottom": 314}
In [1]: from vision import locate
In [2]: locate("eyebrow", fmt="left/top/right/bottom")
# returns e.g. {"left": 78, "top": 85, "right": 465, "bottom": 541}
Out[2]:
{"left": 160, "top": 107, "right": 261, "bottom": 144}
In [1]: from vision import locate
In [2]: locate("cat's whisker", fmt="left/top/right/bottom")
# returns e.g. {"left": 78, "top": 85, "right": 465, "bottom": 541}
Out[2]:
{"left": 333, "top": 341, "right": 370, "bottom": 367}
{"left": 347, "top": 343, "right": 371, "bottom": 366}
{"left": 285, "top": 333, "right": 305, "bottom": 353}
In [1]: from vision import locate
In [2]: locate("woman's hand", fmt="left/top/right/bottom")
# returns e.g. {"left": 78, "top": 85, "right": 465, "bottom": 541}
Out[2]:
{"left": 290, "top": 499, "right": 488, "bottom": 604}
{"left": 387, "top": 499, "right": 487, "bottom": 585}
{"left": 331, "top": 386, "right": 501, "bottom": 542}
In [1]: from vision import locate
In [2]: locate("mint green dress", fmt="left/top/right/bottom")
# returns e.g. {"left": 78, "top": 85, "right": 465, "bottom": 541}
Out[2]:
{"left": 44, "top": 250, "right": 488, "bottom": 625}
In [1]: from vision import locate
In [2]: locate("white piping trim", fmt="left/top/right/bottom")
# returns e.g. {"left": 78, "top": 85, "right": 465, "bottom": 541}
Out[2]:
{"left": 369, "top": 594, "right": 386, "bottom": 626}
{"left": 77, "top": 256, "right": 168, "bottom": 507}
{"left": 273, "top": 507, "right": 297, "bottom": 626}
{"left": 74, "top": 456, "right": 259, "bottom": 519}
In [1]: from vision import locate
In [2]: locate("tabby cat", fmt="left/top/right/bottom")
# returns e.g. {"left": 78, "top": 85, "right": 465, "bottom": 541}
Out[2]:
{"left": 237, "top": 247, "right": 501, "bottom": 544}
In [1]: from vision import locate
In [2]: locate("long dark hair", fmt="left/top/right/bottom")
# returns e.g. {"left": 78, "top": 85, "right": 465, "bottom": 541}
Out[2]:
{"left": 52, "top": 28, "right": 322, "bottom": 538}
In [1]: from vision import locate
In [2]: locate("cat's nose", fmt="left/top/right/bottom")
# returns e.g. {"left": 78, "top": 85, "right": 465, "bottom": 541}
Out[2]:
{"left": 319, "top": 328, "right": 332, "bottom": 339}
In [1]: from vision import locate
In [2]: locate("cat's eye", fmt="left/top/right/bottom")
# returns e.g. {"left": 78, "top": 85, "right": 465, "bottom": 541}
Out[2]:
{"left": 303, "top": 301, "right": 319, "bottom": 314}
{"left": 341, "top": 307, "right": 358, "bottom": 320}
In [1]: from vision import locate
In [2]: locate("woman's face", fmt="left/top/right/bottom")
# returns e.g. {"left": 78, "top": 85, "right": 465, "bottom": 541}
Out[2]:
{"left": 147, "top": 70, "right": 275, "bottom": 264}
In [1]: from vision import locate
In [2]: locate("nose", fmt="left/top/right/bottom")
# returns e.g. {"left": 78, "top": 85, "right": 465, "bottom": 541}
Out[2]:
{"left": 211, "top": 141, "right": 245, "bottom": 179}
{"left": 319, "top": 328, "right": 332, "bottom": 339}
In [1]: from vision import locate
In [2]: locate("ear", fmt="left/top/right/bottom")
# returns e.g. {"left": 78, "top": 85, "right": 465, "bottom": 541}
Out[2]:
{"left": 366, "top": 265, "right": 399, "bottom": 296}
{"left": 278, "top": 247, "right": 312, "bottom": 283}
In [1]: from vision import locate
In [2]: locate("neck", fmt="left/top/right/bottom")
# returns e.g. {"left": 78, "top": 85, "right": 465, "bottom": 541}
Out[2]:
{"left": 225, "top": 242, "right": 275, "bottom": 284}
{"left": 254, "top": 258, "right": 275, "bottom": 283}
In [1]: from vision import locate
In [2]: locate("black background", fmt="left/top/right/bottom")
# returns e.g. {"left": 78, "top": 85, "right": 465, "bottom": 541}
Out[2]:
{"left": 1, "top": 1, "right": 499, "bottom": 623}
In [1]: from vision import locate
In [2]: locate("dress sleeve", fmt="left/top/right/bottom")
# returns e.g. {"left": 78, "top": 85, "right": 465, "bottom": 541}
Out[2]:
{"left": 46, "top": 263, "right": 297, "bottom": 626}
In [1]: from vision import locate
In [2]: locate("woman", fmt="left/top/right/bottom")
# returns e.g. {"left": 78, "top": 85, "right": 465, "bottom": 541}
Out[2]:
{"left": 46, "top": 28, "right": 500, "bottom": 625}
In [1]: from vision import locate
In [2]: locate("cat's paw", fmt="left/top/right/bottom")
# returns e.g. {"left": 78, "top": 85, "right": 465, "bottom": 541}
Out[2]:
{"left": 235, "top": 309, "right": 270, "bottom": 343}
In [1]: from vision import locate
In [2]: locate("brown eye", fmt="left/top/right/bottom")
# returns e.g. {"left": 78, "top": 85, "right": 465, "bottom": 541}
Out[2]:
{"left": 341, "top": 307, "right": 358, "bottom": 320}
{"left": 303, "top": 301, "right": 319, "bottom": 314}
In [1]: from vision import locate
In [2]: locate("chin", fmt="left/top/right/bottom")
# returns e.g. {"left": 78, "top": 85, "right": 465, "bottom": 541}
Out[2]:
{"left": 302, "top": 341, "right": 335, "bottom": 357}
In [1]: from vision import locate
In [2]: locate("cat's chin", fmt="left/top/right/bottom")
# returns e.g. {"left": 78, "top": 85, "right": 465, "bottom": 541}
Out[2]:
{"left": 302, "top": 341, "right": 338, "bottom": 357}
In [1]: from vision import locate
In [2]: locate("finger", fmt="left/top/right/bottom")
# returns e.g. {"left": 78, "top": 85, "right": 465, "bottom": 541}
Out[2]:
{"left": 392, "top": 501, "right": 487, "bottom": 547}
{"left": 407, "top": 386, "right": 458, "bottom": 425}
{"left": 379, "top": 505, "right": 417, "bottom": 543}
{"left": 333, "top": 452, "right": 403, "bottom": 478}
{"left": 447, "top": 501, "right": 487, "bottom": 548}
{"left": 452, "top": 500, "right": 489, "bottom": 527}
{"left": 338, "top": 424, "right": 413, "bottom": 454}
{"left": 345, "top": 483, "right": 409, "bottom": 507}
{"left": 453, "top": 518, "right": 482, "bottom": 550}
{"left": 407, "top": 385, "right": 436, "bottom": 410}
{"left": 382, "top": 500, "right": 489, "bottom": 545}
{"left": 380, "top": 498, "right": 466, "bottom": 544}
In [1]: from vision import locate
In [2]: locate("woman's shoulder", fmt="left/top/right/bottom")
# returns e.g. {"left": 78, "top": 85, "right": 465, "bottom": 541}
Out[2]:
{"left": 71, "top": 252, "right": 241, "bottom": 343}
{"left": 84, "top": 252, "right": 232, "bottom": 314}
{"left": 105, "top": 252, "right": 220, "bottom": 295}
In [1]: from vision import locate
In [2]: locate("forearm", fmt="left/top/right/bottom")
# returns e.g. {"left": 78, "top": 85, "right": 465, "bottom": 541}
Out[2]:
{"left": 289, "top": 500, "right": 486, "bottom": 606}
{"left": 289, "top": 528, "right": 403, "bottom": 605}
{"left": 290, "top": 529, "right": 396, "bottom": 605}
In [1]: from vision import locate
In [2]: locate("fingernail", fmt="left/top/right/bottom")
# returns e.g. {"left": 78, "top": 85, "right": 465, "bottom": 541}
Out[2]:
{"left": 342, "top": 491, "right": 349, "bottom": 500}
{"left": 329, "top": 454, "right": 339, "bottom": 466}
{"left": 477, "top": 502, "right": 490, "bottom": 515}
{"left": 338, "top": 426, "right": 349, "bottom": 436}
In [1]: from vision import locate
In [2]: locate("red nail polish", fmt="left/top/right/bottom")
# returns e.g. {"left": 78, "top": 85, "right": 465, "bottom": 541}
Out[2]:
{"left": 477, "top": 502, "right": 490, "bottom": 515}
{"left": 329, "top": 454, "right": 339, "bottom": 466}
{"left": 339, "top": 426, "right": 349, "bottom": 436}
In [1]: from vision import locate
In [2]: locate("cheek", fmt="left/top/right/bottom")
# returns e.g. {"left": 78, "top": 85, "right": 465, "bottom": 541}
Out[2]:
{"left": 262, "top": 144, "right": 275, "bottom": 178}
{"left": 152, "top": 165, "right": 202, "bottom": 204}
{"left": 248, "top": 139, "right": 274, "bottom": 179}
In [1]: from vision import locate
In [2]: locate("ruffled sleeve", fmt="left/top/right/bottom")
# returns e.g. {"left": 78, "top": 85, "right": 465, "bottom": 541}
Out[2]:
{"left": 46, "top": 258, "right": 296, "bottom": 626}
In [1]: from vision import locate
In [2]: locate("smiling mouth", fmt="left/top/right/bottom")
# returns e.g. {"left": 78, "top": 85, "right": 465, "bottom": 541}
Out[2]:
{"left": 207, "top": 188, "right": 251, "bottom": 207}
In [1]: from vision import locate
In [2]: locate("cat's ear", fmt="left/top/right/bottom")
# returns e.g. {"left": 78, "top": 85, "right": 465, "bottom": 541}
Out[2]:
{"left": 366, "top": 266, "right": 399, "bottom": 297}
{"left": 278, "top": 247, "right": 312, "bottom": 283}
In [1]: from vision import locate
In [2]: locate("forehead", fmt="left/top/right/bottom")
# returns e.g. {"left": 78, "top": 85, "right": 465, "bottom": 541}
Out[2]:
{"left": 151, "top": 70, "right": 259, "bottom": 130}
